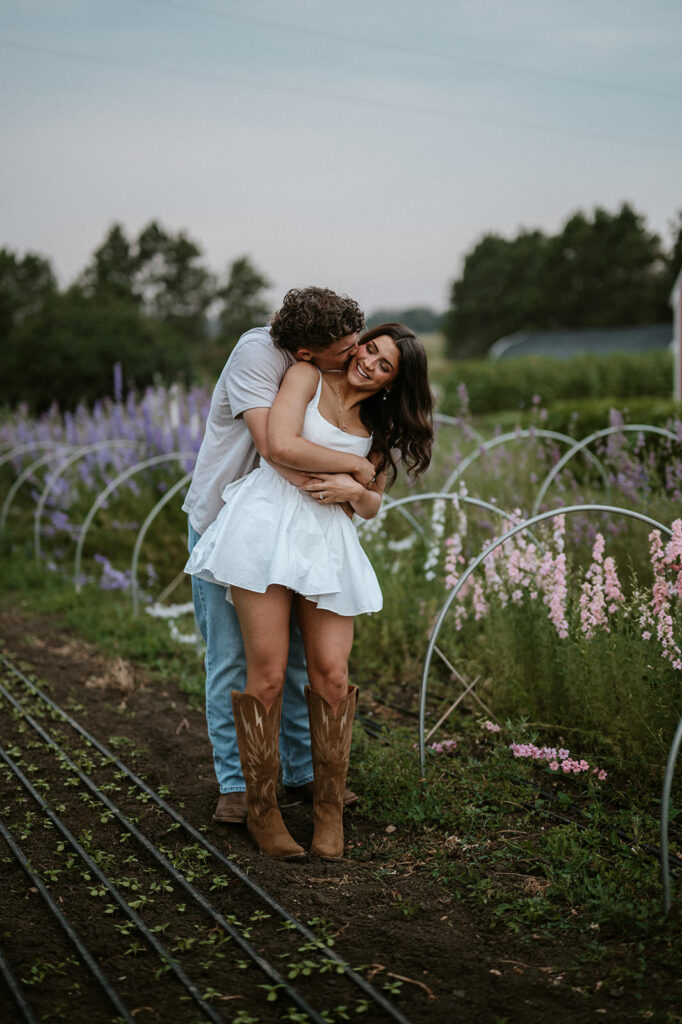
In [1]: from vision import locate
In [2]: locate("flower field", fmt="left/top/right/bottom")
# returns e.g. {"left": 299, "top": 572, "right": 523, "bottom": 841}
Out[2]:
{"left": 1, "top": 373, "right": 206, "bottom": 591}
{"left": 2, "top": 373, "right": 681, "bottom": 804}
{"left": 2, "top": 372, "right": 682, "bottom": 1018}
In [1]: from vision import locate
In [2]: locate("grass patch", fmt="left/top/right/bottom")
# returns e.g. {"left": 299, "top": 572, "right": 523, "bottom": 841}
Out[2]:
{"left": 352, "top": 718, "right": 682, "bottom": 996}
{"left": 0, "top": 537, "right": 204, "bottom": 703}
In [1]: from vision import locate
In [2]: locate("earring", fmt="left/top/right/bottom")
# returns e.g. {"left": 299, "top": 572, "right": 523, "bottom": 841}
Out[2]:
{"left": 382, "top": 389, "right": 389, "bottom": 401}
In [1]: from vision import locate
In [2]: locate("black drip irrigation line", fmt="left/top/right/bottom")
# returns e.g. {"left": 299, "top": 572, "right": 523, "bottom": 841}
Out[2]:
{"left": 434, "top": 759, "right": 682, "bottom": 874}
{"left": 357, "top": 713, "right": 386, "bottom": 739}
{"left": 0, "top": 942, "right": 38, "bottom": 1024}
{"left": 525, "top": 799, "right": 682, "bottom": 873}
{"left": 0, "top": 814, "right": 134, "bottom": 1024}
{"left": 0, "top": 741, "right": 224, "bottom": 1024}
{"left": 360, "top": 690, "right": 452, "bottom": 735}
{"left": 0, "top": 683, "right": 324, "bottom": 1024}
{"left": 513, "top": 773, "right": 682, "bottom": 873}
{"left": 0, "top": 653, "right": 415, "bottom": 1024}
{"left": 370, "top": 695, "right": 420, "bottom": 719}
{"left": 371, "top": 689, "right": 477, "bottom": 723}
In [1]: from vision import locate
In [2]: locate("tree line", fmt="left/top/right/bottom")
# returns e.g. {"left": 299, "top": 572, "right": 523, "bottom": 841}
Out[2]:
{"left": 443, "top": 203, "right": 682, "bottom": 358}
{"left": 0, "top": 222, "right": 271, "bottom": 411}
{"left": 2, "top": 203, "right": 681, "bottom": 411}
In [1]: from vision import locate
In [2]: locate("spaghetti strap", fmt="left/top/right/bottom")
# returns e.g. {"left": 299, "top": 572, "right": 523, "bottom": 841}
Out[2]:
{"left": 310, "top": 369, "right": 323, "bottom": 408}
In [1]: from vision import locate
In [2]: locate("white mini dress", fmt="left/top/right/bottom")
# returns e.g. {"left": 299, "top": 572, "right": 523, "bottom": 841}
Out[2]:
{"left": 184, "top": 373, "right": 383, "bottom": 617}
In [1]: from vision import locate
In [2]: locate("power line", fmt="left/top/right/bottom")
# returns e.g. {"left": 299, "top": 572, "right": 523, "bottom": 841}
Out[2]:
{"left": 137, "top": 0, "right": 682, "bottom": 103}
{"left": 0, "top": 37, "right": 679, "bottom": 153}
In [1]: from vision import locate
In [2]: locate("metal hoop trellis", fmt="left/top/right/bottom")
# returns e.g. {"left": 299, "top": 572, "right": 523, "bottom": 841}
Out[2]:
{"left": 0, "top": 447, "right": 76, "bottom": 534}
{"left": 531, "top": 424, "right": 679, "bottom": 516}
{"left": 0, "top": 441, "right": 63, "bottom": 473}
{"left": 34, "top": 440, "right": 143, "bottom": 561}
{"left": 130, "top": 471, "right": 193, "bottom": 616}
{"left": 73, "top": 452, "right": 196, "bottom": 590}
{"left": 357, "top": 491, "right": 544, "bottom": 553}
{"left": 365, "top": 493, "right": 425, "bottom": 536}
{"left": 433, "top": 412, "right": 485, "bottom": 446}
{"left": 442, "top": 429, "right": 609, "bottom": 494}
{"left": 417, "top": 502, "right": 680, "bottom": 913}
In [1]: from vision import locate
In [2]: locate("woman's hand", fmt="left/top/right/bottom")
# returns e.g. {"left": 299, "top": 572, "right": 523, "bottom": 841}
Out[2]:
{"left": 301, "top": 473, "right": 363, "bottom": 505}
{"left": 352, "top": 458, "right": 377, "bottom": 488}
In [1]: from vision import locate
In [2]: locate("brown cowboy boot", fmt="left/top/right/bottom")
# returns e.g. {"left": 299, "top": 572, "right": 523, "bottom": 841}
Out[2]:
{"left": 231, "top": 691, "right": 304, "bottom": 860}
{"left": 306, "top": 685, "right": 359, "bottom": 860}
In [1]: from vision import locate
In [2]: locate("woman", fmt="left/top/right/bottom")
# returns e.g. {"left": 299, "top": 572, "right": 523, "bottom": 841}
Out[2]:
{"left": 185, "top": 324, "right": 433, "bottom": 860}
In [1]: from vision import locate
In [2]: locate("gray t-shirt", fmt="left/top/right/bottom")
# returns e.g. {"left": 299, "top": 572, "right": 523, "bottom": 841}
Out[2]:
{"left": 183, "top": 326, "right": 295, "bottom": 534}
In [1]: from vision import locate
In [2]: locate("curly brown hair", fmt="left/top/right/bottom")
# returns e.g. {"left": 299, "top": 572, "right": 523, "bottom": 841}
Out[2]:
{"left": 270, "top": 287, "right": 365, "bottom": 353}
{"left": 357, "top": 324, "right": 434, "bottom": 487}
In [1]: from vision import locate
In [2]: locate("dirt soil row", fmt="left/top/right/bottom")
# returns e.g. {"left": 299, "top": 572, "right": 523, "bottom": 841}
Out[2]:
{"left": 0, "top": 605, "right": 676, "bottom": 1023}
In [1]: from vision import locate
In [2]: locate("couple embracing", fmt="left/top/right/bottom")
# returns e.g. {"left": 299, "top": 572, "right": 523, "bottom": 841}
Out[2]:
{"left": 184, "top": 287, "right": 433, "bottom": 861}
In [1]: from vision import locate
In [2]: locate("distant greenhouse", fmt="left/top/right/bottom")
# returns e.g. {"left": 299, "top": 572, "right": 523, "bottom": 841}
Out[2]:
{"left": 489, "top": 324, "right": 672, "bottom": 361}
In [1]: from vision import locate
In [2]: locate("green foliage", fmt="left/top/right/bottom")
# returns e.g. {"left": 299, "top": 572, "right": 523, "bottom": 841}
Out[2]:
{"left": 0, "top": 291, "right": 192, "bottom": 412}
{"left": 353, "top": 488, "right": 682, "bottom": 791}
{"left": 439, "top": 349, "right": 673, "bottom": 415}
{"left": 543, "top": 205, "right": 673, "bottom": 328}
{"left": 0, "top": 549, "right": 204, "bottom": 703}
{"left": 355, "top": 725, "right": 458, "bottom": 828}
{"left": 79, "top": 223, "right": 272, "bottom": 364}
{"left": 215, "top": 255, "right": 271, "bottom": 349}
{"left": 80, "top": 221, "right": 216, "bottom": 342}
{"left": 366, "top": 306, "right": 443, "bottom": 333}
{"left": 79, "top": 224, "right": 139, "bottom": 305}
{"left": 465, "top": 593, "right": 682, "bottom": 772}
{"left": 444, "top": 228, "right": 549, "bottom": 357}
{"left": 535, "top": 396, "right": 682, "bottom": 436}
{"left": 351, "top": 529, "right": 438, "bottom": 693}
{"left": 0, "top": 247, "right": 57, "bottom": 339}
{"left": 0, "top": 228, "right": 273, "bottom": 406}
{"left": 137, "top": 222, "right": 216, "bottom": 341}
{"left": 444, "top": 203, "right": 679, "bottom": 357}
{"left": 354, "top": 724, "right": 679, "bottom": 944}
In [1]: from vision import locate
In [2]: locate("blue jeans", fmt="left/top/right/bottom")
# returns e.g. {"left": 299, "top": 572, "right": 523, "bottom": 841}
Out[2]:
{"left": 188, "top": 521, "right": 314, "bottom": 793}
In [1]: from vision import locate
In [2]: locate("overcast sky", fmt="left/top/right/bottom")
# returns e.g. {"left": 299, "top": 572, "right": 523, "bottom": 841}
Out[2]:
{"left": 2, "top": 0, "right": 681, "bottom": 314}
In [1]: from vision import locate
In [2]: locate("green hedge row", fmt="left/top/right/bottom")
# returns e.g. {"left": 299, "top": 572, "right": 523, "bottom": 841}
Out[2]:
{"left": 480, "top": 397, "right": 682, "bottom": 438}
{"left": 0, "top": 294, "right": 192, "bottom": 413}
{"left": 439, "top": 350, "right": 674, "bottom": 416}
{"left": 528, "top": 396, "right": 682, "bottom": 437}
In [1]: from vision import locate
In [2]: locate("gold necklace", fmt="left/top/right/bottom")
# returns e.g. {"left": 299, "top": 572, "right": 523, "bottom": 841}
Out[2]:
{"left": 329, "top": 372, "right": 348, "bottom": 432}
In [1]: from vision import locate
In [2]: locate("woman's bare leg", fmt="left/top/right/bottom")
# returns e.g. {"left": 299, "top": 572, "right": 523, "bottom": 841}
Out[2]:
{"left": 294, "top": 596, "right": 357, "bottom": 859}
{"left": 231, "top": 584, "right": 293, "bottom": 711}
{"left": 229, "top": 585, "right": 303, "bottom": 859}
{"left": 293, "top": 596, "right": 354, "bottom": 712}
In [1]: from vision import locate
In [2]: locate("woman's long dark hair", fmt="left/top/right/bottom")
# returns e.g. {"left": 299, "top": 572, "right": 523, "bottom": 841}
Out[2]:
{"left": 357, "top": 323, "right": 434, "bottom": 488}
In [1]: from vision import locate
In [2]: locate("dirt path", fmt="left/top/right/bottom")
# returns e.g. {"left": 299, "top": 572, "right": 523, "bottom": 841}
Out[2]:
{"left": 0, "top": 606, "right": 669, "bottom": 1023}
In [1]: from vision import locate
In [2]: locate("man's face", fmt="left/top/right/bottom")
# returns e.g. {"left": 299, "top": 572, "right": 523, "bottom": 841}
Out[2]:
{"left": 296, "top": 332, "right": 359, "bottom": 371}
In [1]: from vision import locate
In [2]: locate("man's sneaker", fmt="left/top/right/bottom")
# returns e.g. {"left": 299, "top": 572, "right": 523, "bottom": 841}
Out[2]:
{"left": 284, "top": 782, "right": 359, "bottom": 808}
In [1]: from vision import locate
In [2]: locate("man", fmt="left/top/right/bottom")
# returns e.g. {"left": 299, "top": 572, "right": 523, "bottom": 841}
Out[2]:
{"left": 184, "top": 286, "right": 370, "bottom": 823}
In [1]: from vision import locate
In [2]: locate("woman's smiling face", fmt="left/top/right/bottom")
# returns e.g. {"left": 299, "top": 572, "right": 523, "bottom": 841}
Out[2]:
{"left": 346, "top": 334, "right": 400, "bottom": 393}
